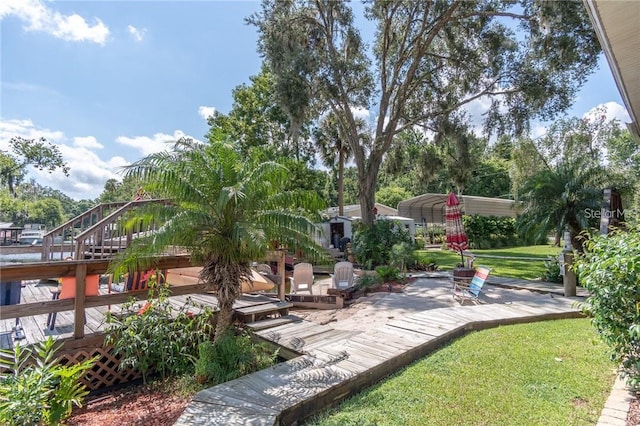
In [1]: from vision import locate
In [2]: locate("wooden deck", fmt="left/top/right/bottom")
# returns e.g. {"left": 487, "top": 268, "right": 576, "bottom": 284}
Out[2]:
{"left": 0, "top": 279, "right": 288, "bottom": 351}
{"left": 176, "top": 297, "right": 583, "bottom": 425}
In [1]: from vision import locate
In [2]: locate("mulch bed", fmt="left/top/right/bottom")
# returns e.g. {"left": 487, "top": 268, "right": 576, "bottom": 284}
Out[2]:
{"left": 66, "top": 382, "right": 189, "bottom": 426}
{"left": 628, "top": 392, "right": 639, "bottom": 425}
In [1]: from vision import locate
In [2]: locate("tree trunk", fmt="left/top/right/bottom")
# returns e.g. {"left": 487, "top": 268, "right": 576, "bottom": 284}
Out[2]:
{"left": 202, "top": 261, "right": 245, "bottom": 343}
{"left": 214, "top": 303, "right": 233, "bottom": 343}
{"left": 338, "top": 149, "right": 344, "bottom": 216}
{"left": 358, "top": 171, "right": 376, "bottom": 226}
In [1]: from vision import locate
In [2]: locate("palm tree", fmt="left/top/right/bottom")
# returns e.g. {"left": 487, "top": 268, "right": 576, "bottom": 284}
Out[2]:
{"left": 313, "top": 112, "right": 358, "bottom": 216}
{"left": 113, "top": 137, "right": 326, "bottom": 340}
{"left": 517, "top": 159, "right": 605, "bottom": 252}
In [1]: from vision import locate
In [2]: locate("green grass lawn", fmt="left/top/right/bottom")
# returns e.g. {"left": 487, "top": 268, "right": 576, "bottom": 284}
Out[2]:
{"left": 416, "top": 245, "right": 561, "bottom": 280}
{"left": 309, "top": 318, "right": 616, "bottom": 426}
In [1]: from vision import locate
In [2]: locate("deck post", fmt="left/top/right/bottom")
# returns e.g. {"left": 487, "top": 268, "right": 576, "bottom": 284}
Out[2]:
{"left": 277, "top": 251, "right": 285, "bottom": 301}
{"left": 74, "top": 263, "right": 87, "bottom": 338}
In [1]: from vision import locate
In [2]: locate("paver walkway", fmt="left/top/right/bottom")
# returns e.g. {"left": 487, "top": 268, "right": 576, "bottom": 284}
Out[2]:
{"left": 176, "top": 274, "right": 587, "bottom": 425}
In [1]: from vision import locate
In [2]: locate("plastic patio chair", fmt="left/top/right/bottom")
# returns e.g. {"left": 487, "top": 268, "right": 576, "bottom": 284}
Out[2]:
{"left": 452, "top": 266, "right": 490, "bottom": 305}
{"left": 290, "top": 263, "right": 314, "bottom": 295}
{"left": 332, "top": 261, "right": 355, "bottom": 290}
{"left": 47, "top": 274, "right": 100, "bottom": 330}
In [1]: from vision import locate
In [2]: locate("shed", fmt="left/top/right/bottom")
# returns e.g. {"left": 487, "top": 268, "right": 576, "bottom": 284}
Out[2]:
{"left": 325, "top": 203, "right": 397, "bottom": 218}
{"left": 397, "top": 193, "right": 520, "bottom": 224}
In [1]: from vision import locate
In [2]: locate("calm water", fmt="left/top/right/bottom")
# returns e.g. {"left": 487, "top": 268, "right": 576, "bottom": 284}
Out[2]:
{"left": 0, "top": 252, "right": 74, "bottom": 266}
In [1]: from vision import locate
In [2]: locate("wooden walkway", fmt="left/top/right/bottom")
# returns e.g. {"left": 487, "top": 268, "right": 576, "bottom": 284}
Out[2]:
{"left": 176, "top": 297, "right": 583, "bottom": 425}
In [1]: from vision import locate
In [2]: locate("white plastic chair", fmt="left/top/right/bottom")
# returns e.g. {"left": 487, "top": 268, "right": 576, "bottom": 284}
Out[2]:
{"left": 290, "top": 263, "right": 314, "bottom": 295}
{"left": 332, "top": 261, "right": 355, "bottom": 290}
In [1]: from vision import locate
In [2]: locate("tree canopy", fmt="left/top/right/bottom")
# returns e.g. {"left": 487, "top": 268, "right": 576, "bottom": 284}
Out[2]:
{"left": 0, "top": 137, "right": 69, "bottom": 197}
{"left": 249, "top": 0, "right": 601, "bottom": 225}
{"left": 114, "top": 136, "right": 326, "bottom": 339}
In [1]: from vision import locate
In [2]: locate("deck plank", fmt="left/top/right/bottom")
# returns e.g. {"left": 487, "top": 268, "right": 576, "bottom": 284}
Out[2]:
{"left": 0, "top": 280, "right": 288, "bottom": 350}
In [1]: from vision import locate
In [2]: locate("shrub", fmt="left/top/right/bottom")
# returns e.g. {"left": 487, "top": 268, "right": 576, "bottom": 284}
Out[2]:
{"left": 355, "top": 273, "right": 383, "bottom": 290}
{"left": 0, "top": 337, "right": 96, "bottom": 425}
{"left": 390, "top": 242, "right": 416, "bottom": 271}
{"left": 464, "top": 215, "right": 520, "bottom": 249}
{"left": 413, "top": 253, "right": 438, "bottom": 271}
{"left": 574, "top": 227, "right": 640, "bottom": 390}
{"left": 352, "top": 220, "right": 413, "bottom": 268}
{"left": 194, "top": 330, "right": 278, "bottom": 385}
{"left": 375, "top": 265, "right": 402, "bottom": 283}
{"left": 105, "top": 277, "right": 216, "bottom": 383}
{"left": 541, "top": 255, "right": 563, "bottom": 283}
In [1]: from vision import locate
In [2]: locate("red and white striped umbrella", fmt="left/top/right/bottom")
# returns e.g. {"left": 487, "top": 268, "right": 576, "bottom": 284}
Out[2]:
{"left": 445, "top": 192, "right": 468, "bottom": 263}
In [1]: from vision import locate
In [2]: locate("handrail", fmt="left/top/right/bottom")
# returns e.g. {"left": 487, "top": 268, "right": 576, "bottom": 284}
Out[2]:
{"left": 0, "top": 250, "right": 287, "bottom": 338}
{"left": 42, "top": 202, "right": 131, "bottom": 261}
{"left": 44, "top": 202, "right": 129, "bottom": 237}
{"left": 0, "top": 255, "right": 195, "bottom": 338}
{"left": 73, "top": 199, "right": 170, "bottom": 241}
{"left": 74, "top": 199, "right": 172, "bottom": 260}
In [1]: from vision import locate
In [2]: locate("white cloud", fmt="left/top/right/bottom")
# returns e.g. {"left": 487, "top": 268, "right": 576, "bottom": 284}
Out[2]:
{"left": 350, "top": 106, "right": 370, "bottom": 120}
{"left": 583, "top": 101, "right": 631, "bottom": 125}
{"left": 115, "top": 130, "right": 197, "bottom": 156}
{"left": 198, "top": 106, "right": 216, "bottom": 121}
{"left": 530, "top": 124, "right": 547, "bottom": 140}
{"left": 0, "top": 119, "right": 204, "bottom": 200}
{"left": 127, "top": 24, "right": 146, "bottom": 42}
{"left": 73, "top": 136, "right": 103, "bottom": 149}
{"left": 0, "top": 0, "right": 109, "bottom": 45}
{"left": 0, "top": 118, "right": 121, "bottom": 200}
{"left": 0, "top": 119, "right": 64, "bottom": 149}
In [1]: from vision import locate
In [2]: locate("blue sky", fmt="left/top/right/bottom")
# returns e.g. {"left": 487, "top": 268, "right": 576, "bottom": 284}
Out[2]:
{"left": 0, "top": 0, "right": 630, "bottom": 200}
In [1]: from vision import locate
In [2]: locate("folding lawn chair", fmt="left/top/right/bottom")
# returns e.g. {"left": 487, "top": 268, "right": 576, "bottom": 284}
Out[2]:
{"left": 453, "top": 266, "right": 490, "bottom": 304}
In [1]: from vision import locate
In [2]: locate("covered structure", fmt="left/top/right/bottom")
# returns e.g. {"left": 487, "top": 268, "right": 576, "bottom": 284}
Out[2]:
{"left": 325, "top": 203, "right": 397, "bottom": 218}
{"left": 584, "top": 1, "right": 640, "bottom": 143}
{"left": 0, "top": 223, "right": 22, "bottom": 246}
{"left": 398, "top": 193, "right": 520, "bottom": 225}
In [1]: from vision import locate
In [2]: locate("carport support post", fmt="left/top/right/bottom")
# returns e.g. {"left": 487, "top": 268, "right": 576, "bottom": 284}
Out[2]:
{"left": 561, "top": 229, "right": 576, "bottom": 297}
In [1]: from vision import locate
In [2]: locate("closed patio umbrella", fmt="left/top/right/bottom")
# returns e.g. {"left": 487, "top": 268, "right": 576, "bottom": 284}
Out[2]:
{"left": 445, "top": 192, "right": 468, "bottom": 264}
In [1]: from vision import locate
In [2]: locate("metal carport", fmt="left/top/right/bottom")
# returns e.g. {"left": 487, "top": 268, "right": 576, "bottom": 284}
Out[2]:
{"left": 397, "top": 193, "right": 520, "bottom": 225}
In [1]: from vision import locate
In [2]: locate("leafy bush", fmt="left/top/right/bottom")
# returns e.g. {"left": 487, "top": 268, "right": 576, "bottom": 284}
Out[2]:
{"left": 355, "top": 273, "right": 383, "bottom": 290}
{"left": 0, "top": 337, "right": 96, "bottom": 425}
{"left": 464, "top": 215, "right": 520, "bottom": 249}
{"left": 352, "top": 219, "right": 413, "bottom": 268}
{"left": 541, "top": 255, "right": 563, "bottom": 283}
{"left": 390, "top": 242, "right": 416, "bottom": 271}
{"left": 105, "top": 277, "right": 216, "bottom": 383}
{"left": 574, "top": 228, "right": 640, "bottom": 390}
{"left": 375, "top": 265, "right": 402, "bottom": 283}
{"left": 413, "top": 253, "right": 438, "bottom": 271}
{"left": 194, "top": 330, "right": 278, "bottom": 385}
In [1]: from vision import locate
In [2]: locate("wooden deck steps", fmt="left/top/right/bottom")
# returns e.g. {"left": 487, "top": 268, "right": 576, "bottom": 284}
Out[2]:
{"left": 176, "top": 297, "right": 583, "bottom": 425}
{"left": 245, "top": 315, "right": 300, "bottom": 331}
{"left": 234, "top": 300, "right": 293, "bottom": 324}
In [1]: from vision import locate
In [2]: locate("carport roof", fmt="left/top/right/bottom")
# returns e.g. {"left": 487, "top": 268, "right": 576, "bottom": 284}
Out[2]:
{"left": 397, "top": 193, "right": 520, "bottom": 224}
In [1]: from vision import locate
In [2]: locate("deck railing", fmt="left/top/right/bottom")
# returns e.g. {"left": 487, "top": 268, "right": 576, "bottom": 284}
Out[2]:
{"left": 41, "top": 199, "right": 170, "bottom": 261}
{"left": 1, "top": 251, "right": 287, "bottom": 340}
{"left": 42, "top": 202, "right": 129, "bottom": 261}
{"left": 73, "top": 199, "right": 171, "bottom": 261}
{"left": 0, "top": 255, "right": 198, "bottom": 339}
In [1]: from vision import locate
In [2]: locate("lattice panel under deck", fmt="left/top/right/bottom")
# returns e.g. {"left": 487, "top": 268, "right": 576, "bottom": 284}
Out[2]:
{"left": 57, "top": 345, "right": 142, "bottom": 390}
